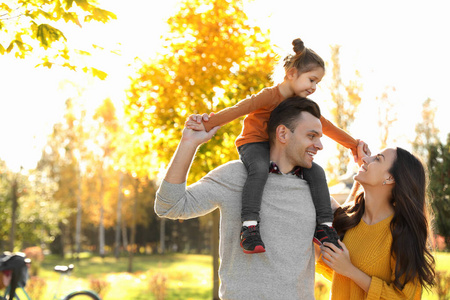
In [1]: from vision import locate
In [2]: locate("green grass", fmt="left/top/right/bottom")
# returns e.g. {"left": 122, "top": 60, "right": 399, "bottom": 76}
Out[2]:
{"left": 35, "top": 253, "right": 213, "bottom": 300}
{"left": 434, "top": 251, "right": 450, "bottom": 271}
{"left": 6, "top": 251, "right": 449, "bottom": 299}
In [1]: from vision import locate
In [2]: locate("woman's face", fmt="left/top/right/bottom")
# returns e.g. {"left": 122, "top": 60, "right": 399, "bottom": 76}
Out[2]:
{"left": 354, "top": 148, "right": 397, "bottom": 187}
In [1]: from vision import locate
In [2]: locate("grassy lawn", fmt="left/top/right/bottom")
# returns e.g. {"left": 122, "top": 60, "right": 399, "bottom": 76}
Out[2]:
{"left": 5, "top": 251, "right": 449, "bottom": 299}
{"left": 35, "top": 253, "right": 213, "bottom": 300}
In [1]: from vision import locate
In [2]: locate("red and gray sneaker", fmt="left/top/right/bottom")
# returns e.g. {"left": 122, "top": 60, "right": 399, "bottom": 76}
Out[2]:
{"left": 313, "top": 224, "right": 342, "bottom": 250}
{"left": 240, "top": 224, "right": 266, "bottom": 254}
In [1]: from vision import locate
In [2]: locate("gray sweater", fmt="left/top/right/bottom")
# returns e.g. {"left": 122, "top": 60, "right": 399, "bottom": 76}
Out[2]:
{"left": 155, "top": 160, "right": 316, "bottom": 300}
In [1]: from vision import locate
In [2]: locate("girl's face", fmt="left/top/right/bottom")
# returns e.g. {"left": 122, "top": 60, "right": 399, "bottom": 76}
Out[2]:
{"left": 288, "top": 67, "right": 325, "bottom": 97}
{"left": 354, "top": 148, "right": 397, "bottom": 187}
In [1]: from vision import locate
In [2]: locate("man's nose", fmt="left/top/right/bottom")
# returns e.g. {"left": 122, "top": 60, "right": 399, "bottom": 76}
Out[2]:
{"left": 315, "top": 139, "right": 323, "bottom": 150}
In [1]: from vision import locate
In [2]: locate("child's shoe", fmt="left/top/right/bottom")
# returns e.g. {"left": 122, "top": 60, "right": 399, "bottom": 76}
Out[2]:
{"left": 313, "top": 224, "right": 342, "bottom": 250}
{"left": 240, "top": 224, "right": 266, "bottom": 254}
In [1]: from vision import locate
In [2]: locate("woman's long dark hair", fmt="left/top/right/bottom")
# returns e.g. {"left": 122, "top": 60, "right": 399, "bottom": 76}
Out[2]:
{"left": 333, "top": 148, "right": 435, "bottom": 291}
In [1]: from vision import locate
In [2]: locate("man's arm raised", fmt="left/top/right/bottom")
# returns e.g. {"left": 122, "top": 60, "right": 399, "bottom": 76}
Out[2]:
{"left": 155, "top": 124, "right": 221, "bottom": 220}
{"left": 164, "top": 125, "right": 220, "bottom": 184}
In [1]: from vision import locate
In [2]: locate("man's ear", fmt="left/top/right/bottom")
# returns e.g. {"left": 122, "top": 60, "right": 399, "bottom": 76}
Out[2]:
{"left": 276, "top": 125, "right": 289, "bottom": 144}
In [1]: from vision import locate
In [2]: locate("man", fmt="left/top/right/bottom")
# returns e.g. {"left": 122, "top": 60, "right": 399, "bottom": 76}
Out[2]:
{"left": 155, "top": 97, "right": 323, "bottom": 299}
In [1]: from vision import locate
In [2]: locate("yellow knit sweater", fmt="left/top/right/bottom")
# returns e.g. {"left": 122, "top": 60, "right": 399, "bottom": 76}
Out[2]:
{"left": 316, "top": 215, "right": 422, "bottom": 299}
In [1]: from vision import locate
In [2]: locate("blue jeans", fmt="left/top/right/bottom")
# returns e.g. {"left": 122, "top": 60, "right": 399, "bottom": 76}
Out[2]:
{"left": 238, "top": 141, "right": 332, "bottom": 224}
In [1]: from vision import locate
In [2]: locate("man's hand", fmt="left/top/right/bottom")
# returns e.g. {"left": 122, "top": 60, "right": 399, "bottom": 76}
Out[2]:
{"left": 164, "top": 122, "right": 220, "bottom": 184}
{"left": 181, "top": 125, "right": 220, "bottom": 147}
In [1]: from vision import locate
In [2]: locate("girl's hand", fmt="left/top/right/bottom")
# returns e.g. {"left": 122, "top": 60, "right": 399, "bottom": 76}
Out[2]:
{"left": 353, "top": 140, "right": 370, "bottom": 166}
{"left": 360, "top": 140, "right": 371, "bottom": 157}
{"left": 185, "top": 113, "right": 214, "bottom": 131}
{"left": 185, "top": 113, "right": 208, "bottom": 131}
{"left": 320, "top": 240, "right": 354, "bottom": 277}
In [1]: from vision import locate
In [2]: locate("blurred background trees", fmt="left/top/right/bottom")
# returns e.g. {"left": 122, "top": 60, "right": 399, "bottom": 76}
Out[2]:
{"left": 325, "top": 45, "right": 362, "bottom": 184}
{"left": 428, "top": 134, "right": 450, "bottom": 248}
{"left": 0, "top": 0, "right": 448, "bottom": 268}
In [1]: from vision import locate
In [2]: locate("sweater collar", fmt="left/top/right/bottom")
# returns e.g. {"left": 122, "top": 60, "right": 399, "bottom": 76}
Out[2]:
{"left": 269, "top": 161, "right": 303, "bottom": 178}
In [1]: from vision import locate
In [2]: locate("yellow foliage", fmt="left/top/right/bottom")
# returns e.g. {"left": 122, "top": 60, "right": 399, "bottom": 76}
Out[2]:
{"left": 326, "top": 45, "right": 362, "bottom": 180}
{"left": 124, "top": 0, "right": 276, "bottom": 183}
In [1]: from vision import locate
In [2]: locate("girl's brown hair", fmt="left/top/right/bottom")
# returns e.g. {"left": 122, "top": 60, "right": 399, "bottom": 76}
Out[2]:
{"left": 283, "top": 38, "right": 325, "bottom": 75}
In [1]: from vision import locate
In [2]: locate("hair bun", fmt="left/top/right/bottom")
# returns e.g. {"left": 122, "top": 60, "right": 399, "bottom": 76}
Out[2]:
{"left": 292, "top": 38, "right": 305, "bottom": 54}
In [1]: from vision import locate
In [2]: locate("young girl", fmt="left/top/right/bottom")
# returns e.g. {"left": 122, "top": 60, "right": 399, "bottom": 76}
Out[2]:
{"left": 186, "top": 38, "right": 370, "bottom": 254}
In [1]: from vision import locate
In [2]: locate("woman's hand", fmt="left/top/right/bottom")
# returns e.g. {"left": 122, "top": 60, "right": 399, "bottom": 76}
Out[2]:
{"left": 321, "top": 240, "right": 372, "bottom": 292}
{"left": 320, "top": 240, "right": 354, "bottom": 278}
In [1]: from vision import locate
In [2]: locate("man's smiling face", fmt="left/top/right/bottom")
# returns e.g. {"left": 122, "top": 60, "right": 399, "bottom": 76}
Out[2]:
{"left": 285, "top": 111, "right": 323, "bottom": 169}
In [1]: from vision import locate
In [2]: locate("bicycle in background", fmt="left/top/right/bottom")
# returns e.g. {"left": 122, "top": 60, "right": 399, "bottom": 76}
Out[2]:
{"left": 1, "top": 252, "right": 101, "bottom": 300}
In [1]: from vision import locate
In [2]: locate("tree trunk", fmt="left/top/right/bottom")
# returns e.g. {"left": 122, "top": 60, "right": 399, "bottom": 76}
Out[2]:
{"left": 99, "top": 172, "right": 105, "bottom": 258}
{"left": 159, "top": 218, "right": 165, "bottom": 254}
{"left": 122, "top": 218, "right": 128, "bottom": 253}
{"left": 115, "top": 172, "right": 124, "bottom": 259}
{"left": 9, "top": 178, "right": 18, "bottom": 251}
{"left": 59, "top": 223, "right": 66, "bottom": 258}
{"left": 128, "top": 178, "right": 139, "bottom": 273}
{"left": 75, "top": 166, "right": 82, "bottom": 260}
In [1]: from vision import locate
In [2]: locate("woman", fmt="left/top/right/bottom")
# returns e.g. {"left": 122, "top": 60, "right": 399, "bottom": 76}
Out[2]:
{"left": 316, "top": 142, "right": 435, "bottom": 299}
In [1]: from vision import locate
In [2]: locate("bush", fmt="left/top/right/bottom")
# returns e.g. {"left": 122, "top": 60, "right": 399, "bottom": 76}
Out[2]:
{"left": 26, "top": 276, "right": 47, "bottom": 300}
{"left": 23, "top": 247, "right": 44, "bottom": 276}
{"left": 436, "top": 270, "right": 450, "bottom": 300}
{"left": 149, "top": 272, "right": 168, "bottom": 300}
{"left": 89, "top": 277, "right": 110, "bottom": 298}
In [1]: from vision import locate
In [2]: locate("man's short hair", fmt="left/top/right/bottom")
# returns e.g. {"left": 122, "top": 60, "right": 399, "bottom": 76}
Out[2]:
{"left": 268, "top": 96, "right": 321, "bottom": 146}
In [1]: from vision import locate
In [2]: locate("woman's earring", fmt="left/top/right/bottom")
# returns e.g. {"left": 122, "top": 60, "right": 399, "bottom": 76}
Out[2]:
{"left": 383, "top": 181, "right": 386, "bottom": 185}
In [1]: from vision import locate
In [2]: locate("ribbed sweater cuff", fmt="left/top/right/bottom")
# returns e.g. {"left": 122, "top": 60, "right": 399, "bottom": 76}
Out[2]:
{"left": 367, "top": 276, "right": 382, "bottom": 300}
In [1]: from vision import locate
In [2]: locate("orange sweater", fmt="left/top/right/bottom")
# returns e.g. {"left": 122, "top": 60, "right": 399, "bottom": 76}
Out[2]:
{"left": 315, "top": 215, "right": 422, "bottom": 299}
{"left": 203, "top": 85, "right": 358, "bottom": 152}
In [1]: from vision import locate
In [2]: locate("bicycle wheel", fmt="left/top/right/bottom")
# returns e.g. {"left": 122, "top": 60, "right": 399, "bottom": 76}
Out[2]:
{"left": 62, "top": 290, "right": 101, "bottom": 300}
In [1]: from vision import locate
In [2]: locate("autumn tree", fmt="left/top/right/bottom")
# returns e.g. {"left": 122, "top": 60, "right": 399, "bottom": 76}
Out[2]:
{"left": 428, "top": 133, "right": 450, "bottom": 249}
{"left": 0, "top": 0, "right": 115, "bottom": 78}
{"left": 412, "top": 99, "right": 447, "bottom": 248}
{"left": 37, "top": 98, "right": 88, "bottom": 256}
{"left": 0, "top": 163, "right": 26, "bottom": 251}
{"left": 0, "top": 159, "right": 9, "bottom": 250}
{"left": 124, "top": 0, "right": 276, "bottom": 183}
{"left": 376, "top": 86, "right": 398, "bottom": 149}
{"left": 325, "top": 45, "right": 362, "bottom": 183}
{"left": 91, "top": 98, "right": 119, "bottom": 258}
{"left": 16, "top": 168, "right": 62, "bottom": 249}
{"left": 412, "top": 98, "right": 440, "bottom": 160}
{"left": 0, "top": 160, "right": 60, "bottom": 251}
